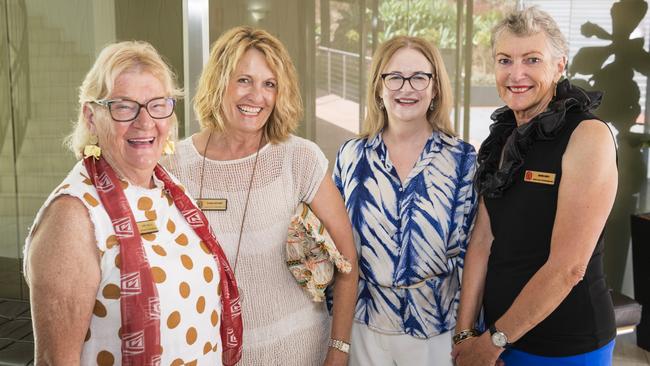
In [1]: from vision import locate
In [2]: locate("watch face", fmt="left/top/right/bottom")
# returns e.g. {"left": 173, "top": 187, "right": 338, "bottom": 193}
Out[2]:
{"left": 491, "top": 331, "right": 508, "bottom": 347}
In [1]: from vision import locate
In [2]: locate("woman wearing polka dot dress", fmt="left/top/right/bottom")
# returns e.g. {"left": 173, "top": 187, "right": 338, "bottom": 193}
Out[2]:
{"left": 165, "top": 27, "right": 359, "bottom": 366}
{"left": 24, "top": 41, "right": 243, "bottom": 365}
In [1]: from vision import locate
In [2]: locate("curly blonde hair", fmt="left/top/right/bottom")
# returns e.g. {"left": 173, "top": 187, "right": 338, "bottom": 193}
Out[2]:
{"left": 193, "top": 26, "right": 302, "bottom": 143}
{"left": 363, "top": 36, "right": 455, "bottom": 138}
{"left": 66, "top": 40, "right": 182, "bottom": 159}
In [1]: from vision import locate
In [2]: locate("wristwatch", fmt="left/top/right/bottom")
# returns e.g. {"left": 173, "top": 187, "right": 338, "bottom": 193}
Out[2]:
{"left": 328, "top": 338, "right": 350, "bottom": 354}
{"left": 489, "top": 324, "right": 510, "bottom": 348}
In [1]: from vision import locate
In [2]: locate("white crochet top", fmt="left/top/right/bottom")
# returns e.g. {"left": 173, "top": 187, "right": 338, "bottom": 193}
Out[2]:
{"left": 165, "top": 134, "right": 332, "bottom": 366}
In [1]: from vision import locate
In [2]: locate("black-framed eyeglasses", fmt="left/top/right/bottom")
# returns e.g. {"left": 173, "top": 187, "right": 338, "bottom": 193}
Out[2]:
{"left": 381, "top": 72, "right": 433, "bottom": 91}
{"left": 94, "top": 97, "right": 176, "bottom": 122}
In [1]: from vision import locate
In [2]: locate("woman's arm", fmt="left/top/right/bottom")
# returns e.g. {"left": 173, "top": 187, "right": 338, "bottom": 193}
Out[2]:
{"left": 310, "top": 175, "right": 359, "bottom": 366}
{"left": 458, "top": 120, "right": 618, "bottom": 365}
{"left": 26, "top": 195, "right": 101, "bottom": 365}
{"left": 451, "top": 198, "right": 494, "bottom": 358}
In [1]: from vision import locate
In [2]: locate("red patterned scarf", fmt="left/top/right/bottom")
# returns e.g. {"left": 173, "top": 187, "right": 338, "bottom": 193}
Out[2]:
{"left": 84, "top": 156, "right": 242, "bottom": 365}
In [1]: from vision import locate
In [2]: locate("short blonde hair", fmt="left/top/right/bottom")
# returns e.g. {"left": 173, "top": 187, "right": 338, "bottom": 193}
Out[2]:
{"left": 491, "top": 6, "right": 568, "bottom": 59}
{"left": 193, "top": 26, "right": 302, "bottom": 143}
{"left": 363, "top": 36, "right": 455, "bottom": 138}
{"left": 66, "top": 40, "right": 182, "bottom": 159}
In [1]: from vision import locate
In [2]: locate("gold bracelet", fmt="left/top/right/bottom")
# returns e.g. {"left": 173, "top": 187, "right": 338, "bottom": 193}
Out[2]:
{"left": 328, "top": 338, "right": 350, "bottom": 354}
{"left": 453, "top": 328, "right": 479, "bottom": 345}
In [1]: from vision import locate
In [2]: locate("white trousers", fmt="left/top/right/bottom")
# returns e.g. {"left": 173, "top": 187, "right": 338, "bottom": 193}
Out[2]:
{"left": 349, "top": 322, "right": 454, "bottom": 366}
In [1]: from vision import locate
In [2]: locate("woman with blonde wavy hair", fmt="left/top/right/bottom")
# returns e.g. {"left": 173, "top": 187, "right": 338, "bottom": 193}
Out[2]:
{"left": 165, "top": 26, "right": 358, "bottom": 365}
{"left": 333, "top": 35, "right": 477, "bottom": 365}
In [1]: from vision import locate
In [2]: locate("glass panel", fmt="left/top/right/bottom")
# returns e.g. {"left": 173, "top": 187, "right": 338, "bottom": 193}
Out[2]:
{"left": 0, "top": 0, "right": 23, "bottom": 299}
{"left": 114, "top": 0, "right": 185, "bottom": 137}
{"left": 315, "top": 0, "right": 365, "bottom": 163}
{"left": 467, "top": 0, "right": 517, "bottom": 149}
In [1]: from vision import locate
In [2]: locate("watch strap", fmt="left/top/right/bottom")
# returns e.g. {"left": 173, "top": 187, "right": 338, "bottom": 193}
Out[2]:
{"left": 328, "top": 338, "right": 350, "bottom": 354}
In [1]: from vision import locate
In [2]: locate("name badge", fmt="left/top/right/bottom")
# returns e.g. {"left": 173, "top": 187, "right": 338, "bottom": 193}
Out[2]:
{"left": 524, "top": 170, "right": 556, "bottom": 185}
{"left": 197, "top": 198, "right": 228, "bottom": 211}
{"left": 136, "top": 220, "right": 159, "bottom": 234}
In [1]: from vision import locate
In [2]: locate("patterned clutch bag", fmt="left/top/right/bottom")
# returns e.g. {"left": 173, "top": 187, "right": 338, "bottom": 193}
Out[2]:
{"left": 286, "top": 202, "right": 352, "bottom": 302}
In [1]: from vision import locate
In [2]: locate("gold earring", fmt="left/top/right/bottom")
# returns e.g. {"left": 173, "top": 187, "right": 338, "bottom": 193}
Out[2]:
{"left": 379, "top": 100, "right": 385, "bottom": 111}
{"left": 163, "top": 138, "right": 175, "bottom": 155}
{"left": 83, "top": 134, "right": 101, "bottom": 160}
{"left": 553, "top": 81, "right": 557, "bottom": 98}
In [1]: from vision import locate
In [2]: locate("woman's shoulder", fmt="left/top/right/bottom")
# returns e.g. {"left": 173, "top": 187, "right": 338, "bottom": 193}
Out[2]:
{"left": 280, "top": 134, "right": 327, "bottom": 161}
{"left": 438, "top": 132, "right": 477, "bottom": 157}
{"left": 172, "top": 136, "right": 200, "bottom": 160}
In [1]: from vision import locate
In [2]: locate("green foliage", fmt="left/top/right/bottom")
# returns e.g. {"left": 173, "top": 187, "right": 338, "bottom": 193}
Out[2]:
{"left": 376, "top": 0, "right": 457, "bottom": 47}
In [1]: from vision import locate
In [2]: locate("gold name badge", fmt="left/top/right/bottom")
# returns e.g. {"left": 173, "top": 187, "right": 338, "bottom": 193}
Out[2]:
{"left": 197, "top": 198, "right": 228, "bottom": 211}
{"left": 524, "top": 170, "right": 556, "bottom": 185}
{"left": 136, "top": 220, "right": 159, "bottom": 234}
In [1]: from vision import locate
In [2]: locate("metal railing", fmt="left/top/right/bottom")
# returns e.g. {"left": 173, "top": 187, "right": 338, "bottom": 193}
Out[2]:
{"left": 317, "top": 46, "right": 371, "bottom": 103}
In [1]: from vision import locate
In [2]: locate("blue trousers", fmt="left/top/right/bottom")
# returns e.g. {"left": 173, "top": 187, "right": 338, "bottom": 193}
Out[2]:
{"left": 500, "top": 340, "right": 615, "bottom": 366}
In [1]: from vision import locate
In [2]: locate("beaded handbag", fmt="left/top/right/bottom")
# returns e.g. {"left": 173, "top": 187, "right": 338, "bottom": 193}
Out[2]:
{"left": 286, "top": 202, "right": 352, "bottom": 302}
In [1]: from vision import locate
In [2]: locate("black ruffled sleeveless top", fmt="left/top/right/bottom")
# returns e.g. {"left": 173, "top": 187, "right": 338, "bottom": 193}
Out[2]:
{"left": 475, "top": 78, "right": 602, "bottom": 198}
{"left": 478, "top": 79, "right": 616, "bottom": 356}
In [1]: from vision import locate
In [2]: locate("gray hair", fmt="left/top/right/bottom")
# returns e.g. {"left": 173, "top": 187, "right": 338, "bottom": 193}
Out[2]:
{"left": 491, "top": 6, "right": 569, "bottom": 60}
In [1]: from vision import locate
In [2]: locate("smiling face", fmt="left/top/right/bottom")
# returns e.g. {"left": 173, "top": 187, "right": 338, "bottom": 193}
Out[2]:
{"left": 494, "top": 31, "right": 566, "bottom": 123}
{"left": 87, "top": 70, "right": 172, "bottom": 184}
{"left": 222, "top": 48, "right": 277, "bottom": 139}
{"left": 380, "top": 47, "right": 434, "bottom": 127}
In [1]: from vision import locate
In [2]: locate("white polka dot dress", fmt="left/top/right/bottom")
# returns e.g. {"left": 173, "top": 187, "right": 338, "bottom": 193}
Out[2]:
{"left": 25, "top": 161, "right": 224, "bottom": 366}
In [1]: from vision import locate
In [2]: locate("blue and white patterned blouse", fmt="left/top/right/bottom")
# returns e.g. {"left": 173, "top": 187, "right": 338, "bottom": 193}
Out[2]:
{"left": 333, "top": 130, "right": 478, "bottom": 338}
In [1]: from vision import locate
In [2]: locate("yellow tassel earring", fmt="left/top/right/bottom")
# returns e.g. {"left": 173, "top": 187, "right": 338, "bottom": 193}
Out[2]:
{"left": 83, "top": 134, "right": 101, "bottom": 160}
{"left": 163, "top": 138, "right": 175, "bottom": 155}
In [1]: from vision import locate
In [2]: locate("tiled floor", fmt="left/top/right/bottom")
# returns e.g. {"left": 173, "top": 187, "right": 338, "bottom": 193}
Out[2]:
{"left": 0, "top": 299, "right": 33, "bottom": 366}
{"left": 615, "top": 334, "right": 650, "bottom": 365}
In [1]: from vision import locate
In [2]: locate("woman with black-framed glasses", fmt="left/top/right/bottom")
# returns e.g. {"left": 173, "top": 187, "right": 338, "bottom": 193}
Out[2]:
{"left": 333, "top": 35, "right": 478, "bottom": 366}
{"left": 24, "top": 41, "right": 243, "bottom": 365}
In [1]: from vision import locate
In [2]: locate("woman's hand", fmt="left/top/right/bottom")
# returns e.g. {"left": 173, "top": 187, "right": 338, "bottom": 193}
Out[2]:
{"left": 323, "top": 348, "right": 349, "bottom": 366}
{"left": 454, "top": 332, "right": 504, "bottom": 366}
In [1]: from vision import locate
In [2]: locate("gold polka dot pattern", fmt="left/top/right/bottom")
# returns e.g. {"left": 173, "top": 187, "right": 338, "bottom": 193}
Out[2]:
{"left": 203, "top": 341, "right": 212, "bottom": 354}
{"left": 167, "top": 311, "right": 181, "bottom": 329}
{"left": 142, "top": 233, "right": 156, "bottom": 241}
{"left": 151, "top": 267, "right": 166, "bottom": 283}
{"left": 175, "top": 233, "right": 188, "bottom": 246}
{"left": 186, "top": 327, "right": 198, "bottom": 345}
{"left": 93, "top": 300, "right": 107, "bottom": 318}
{"left": 179, "top": 282, "right": 191, "bottom": 298}
{"left": 145, "top": 210, "right": 157, "bottom": 220}
{"left": 181, "top": 255, "right": 193, "bottom": 270}
{"left": 211, "top": 310, "right": 219, "bottom": 327}
{"left": 83, "top": 193, "right": 99, "bottom": 207}
{"left": 96, "top": 350, "right": 114, "bottom": 366}
{"left": 196, "top": 296, "right": 206, "bottom": 313}
{"left": 105, "top": 235, "right": 118, "bottom": 249}
{"left": 152, "top": 245, "right": 167, "bottom": 256}
{"left": 203, "top": 267, "right": 213, "bottom": 283}
{"left": 137, "top": 197, "right": 153, "bottom": 210}
{"left": 102, "top": 284, "right": 120, "bottom": 299}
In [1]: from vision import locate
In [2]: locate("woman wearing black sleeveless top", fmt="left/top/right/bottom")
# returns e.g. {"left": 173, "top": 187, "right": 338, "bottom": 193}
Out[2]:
{"left": 451, "top": 7, "right": 617, "bottom": 366}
